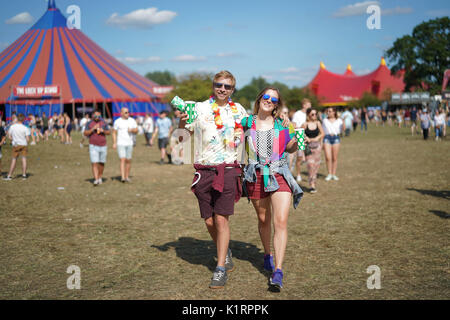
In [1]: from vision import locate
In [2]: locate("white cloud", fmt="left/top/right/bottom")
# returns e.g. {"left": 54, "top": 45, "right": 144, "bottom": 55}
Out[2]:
{"left": 5, "top": 12, "right": 34, "bottom": 24}
{"left": 279, "top": 67, "right": 301, "bottom": 74}
{"left": 332, "top": 1, "right": 412, "bottom": 18}
{"left": 216, "top": 52, "right": 243, "bottom": 58}
{"left": 171, "top": 55, "right": 207, "bottom": 62}
{"left": 116, "top": 56, "right": 162, "bottom": 65}
{"left": 106, "top": 8, "right": 177, "bottom": 29}
{"left": 382, "top": 7, "right": 413, "bottom": 16}
{"left": 333, "top": 1, "right": 379, "bottom": 18}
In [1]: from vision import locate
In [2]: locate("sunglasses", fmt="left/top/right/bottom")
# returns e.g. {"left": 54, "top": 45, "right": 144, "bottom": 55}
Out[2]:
{"left": 213, "top": 82, "right": 234, "bottom": 90}
{"left": 310, "top": 113, "right": 317, "bottom": 116}
{"left": 262, "top": 94, "right": 279, "bottom": 104}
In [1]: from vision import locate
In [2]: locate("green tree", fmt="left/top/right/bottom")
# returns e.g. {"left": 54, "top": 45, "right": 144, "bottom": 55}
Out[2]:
{"left": 385, "top": 17, "right": 450, "bottom": 94}
{"left": 169, "top": 73, "right": 213, "bottom": 103}
{"left": 145, "top": 70, "right": 176, "bottom": 86}
{"left": 348, "top": 92, "right": 381, "bottom": 108}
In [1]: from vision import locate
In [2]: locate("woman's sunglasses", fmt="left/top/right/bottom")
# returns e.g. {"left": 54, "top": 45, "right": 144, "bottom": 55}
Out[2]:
{"left": 213, "top": 82, "right": 234, "bottom": 90}
{"left": 262, "top": 94, "right": 279, "bottom": 104}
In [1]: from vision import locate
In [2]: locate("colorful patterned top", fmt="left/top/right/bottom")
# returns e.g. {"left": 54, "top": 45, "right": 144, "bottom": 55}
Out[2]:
{"left": 186, "top": 99, "right": 247, "bottom": 165}
{"left": 241, "top": 115, "right": 296, "bottom": 188}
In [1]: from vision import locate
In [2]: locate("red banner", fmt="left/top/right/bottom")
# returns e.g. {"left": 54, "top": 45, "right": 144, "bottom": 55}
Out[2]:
{"left": 13, "top": 85, "right": 61, "bottom": 98}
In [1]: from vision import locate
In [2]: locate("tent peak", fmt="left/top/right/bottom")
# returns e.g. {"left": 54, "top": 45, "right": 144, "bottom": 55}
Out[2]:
{"left": 320, "top": 62, "right": 326, "bottom": 70}
{"left": 48, "top": 0, "right": 56, "bottom": 10}
{"left": 346, "top": 64, "right": 352, "bottom": 71}
{"left": 380, "top": 57, "right": 386, "bottom": 66}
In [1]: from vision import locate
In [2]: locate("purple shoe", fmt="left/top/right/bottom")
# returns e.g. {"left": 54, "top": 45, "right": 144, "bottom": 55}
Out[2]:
{"left": 270, "top": 269, "right": 283, "bottom": 289}
{"left": 263, "top": 254, "right": 274, "bottom": 272}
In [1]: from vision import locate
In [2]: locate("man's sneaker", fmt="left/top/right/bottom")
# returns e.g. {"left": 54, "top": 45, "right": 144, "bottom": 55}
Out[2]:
{"left": 209, "top": 267, "right": 228, "bottom": 289}
{"left": 296, "top": 175, "right": 302, "bottom": 183}
{"left": 269, "top": 269, "right": 284, "bottom": 290}
{"left": 225, "top": 249, "right": 235, "bottom": 272}
{"left": 263, "top": 254, "right": 275, "bottom": 273}
{"left": 325, "top": 174, "right": 333, "bottom": 181}
{"left": 332, "top": 175, "right": 339, "bottom": 181}
{"left": 3, "top": 176, "right": 12, "bottom": 181}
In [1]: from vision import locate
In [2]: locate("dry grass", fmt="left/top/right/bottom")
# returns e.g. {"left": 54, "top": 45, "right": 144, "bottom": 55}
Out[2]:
{"left": 0, "top": 124, "right": 449, "bottom": 299}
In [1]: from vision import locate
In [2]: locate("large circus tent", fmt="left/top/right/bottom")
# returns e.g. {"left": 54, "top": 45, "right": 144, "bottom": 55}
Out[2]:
{"left": 0, "top": 0, "right": 168, "bottom": 122}
{"left": 307, "top": 58, "right": 405, "bottom": 106}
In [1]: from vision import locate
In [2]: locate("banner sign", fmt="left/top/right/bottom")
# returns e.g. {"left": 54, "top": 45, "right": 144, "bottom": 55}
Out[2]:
{"left": 13, "top": 85, "right": 61, "bottom": 98}
{"left": 152, "top": 86, "right": 174, "bottom": 97}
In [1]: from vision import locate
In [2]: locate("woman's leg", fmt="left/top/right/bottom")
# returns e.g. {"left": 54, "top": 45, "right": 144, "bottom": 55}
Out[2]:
{"left": 323, "top": 143, "right": 332, "bottom": 175}
{"left": 251, "top": 197, "right": 272, "bottom": 255}
{"left": 308, "top": 146, "right": 321, "bottom": 188}
{"left": 270, "top": 192, "right": 291, "bottom": 271}
{"left": 331, "top": 143, "right": 340, "bottom": 176}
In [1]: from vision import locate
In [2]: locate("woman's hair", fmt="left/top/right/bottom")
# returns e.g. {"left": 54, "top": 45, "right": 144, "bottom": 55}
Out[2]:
{"left": 253, "top": 86, "right": 284, "bottom": 119}
{"left": 327, "top": 107, "right": 337, "bottom": 119}
{"left": 306, "top": 107, "right": 317, "bottom": 120}
{"left": 213, "top": 70, "right": 236, "bottom": 88}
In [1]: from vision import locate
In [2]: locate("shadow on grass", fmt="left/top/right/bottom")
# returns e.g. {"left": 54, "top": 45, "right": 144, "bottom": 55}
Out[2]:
{"left": 407, "top": 188, "right": 450, "bottom": 200}
{"left": 429, "top": 210, "right": 450, "bottom": 219}
{"left": 152, "top": 237, "right": 268, "bottom": 276}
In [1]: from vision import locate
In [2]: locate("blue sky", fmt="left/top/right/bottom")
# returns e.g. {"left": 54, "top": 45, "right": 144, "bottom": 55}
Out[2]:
{"left": 1, "top": 0, "right": 449, "bottom": 88}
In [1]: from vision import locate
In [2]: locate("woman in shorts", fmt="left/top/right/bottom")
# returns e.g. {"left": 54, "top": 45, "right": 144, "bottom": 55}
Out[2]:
{"left": 241, "top": 87, "right": 303, "bottom": 290}
{"left": 322, "top": 107, "right": 344, "bottom": 181}
{"left": 64, "top": 113, "right": 73, "bottom": 145}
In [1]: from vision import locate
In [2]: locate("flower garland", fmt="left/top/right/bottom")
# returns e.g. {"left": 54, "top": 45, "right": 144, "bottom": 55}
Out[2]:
{"left": 209, "top": 96, "right": 243, "bottom": 148}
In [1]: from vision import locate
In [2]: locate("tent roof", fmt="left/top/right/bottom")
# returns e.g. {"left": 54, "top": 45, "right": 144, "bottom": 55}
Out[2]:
{"left": 0, "top": 0, "right": 160, "bottom": 105}
{"left": 307, "top": 58, "right": 405, "bottom": 106}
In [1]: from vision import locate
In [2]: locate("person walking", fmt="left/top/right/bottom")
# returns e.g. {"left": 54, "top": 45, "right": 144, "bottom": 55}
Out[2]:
{"left": 143, "top": 113, "right": 154, "bottom": 147}
{"left": 341, "top": 107, "right": 353, "bottom": 137}
{"left": 179, "top": 71, "right": 247, "bottom": 289}
{"left": 0, "top": 123, "right": 6, "bottom": 176}
{"left": 322, "top": 107, "right": 344, "bottom": 181}
{"left": 113, "top": 108, "right": 138, "bottom": 183}
{"left": 434, "top": 108, "right": 446, "bottom": 141}
{"left": 79, "top": 114, "right": 90, "bottom": 148}
{"left": 292, "top": 99, "right": 311, "bottom": 183}
{"left": 360, "top": 107, "right": 368, "bottom": 133}
{"left": 3, "top": 114, "right": 31, "bottom": 181}
{"left": 64, "top": 113, "right": 72, "bottom": 145}
{"left": 83, "top": 110, "right": 111, "bottom": 186}
{"left": 151, "top": 111, "right": 173, "bottom": 164}
{"left": 420, "top": 109, "right": 431, "bottom": 140}
{"left": 301, "top": 108, "right": 324, "bottom": 193}
{"left": 241, "top": 87, "right": 303, "bottom": 290}
{"left": 41, "top": 112, "right": 49, "bottom": 141}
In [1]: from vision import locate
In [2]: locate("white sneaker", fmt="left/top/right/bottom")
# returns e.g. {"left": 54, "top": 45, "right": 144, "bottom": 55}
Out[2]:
{"left": 296, "top": 175, "right": 302, "bottom": 183}
{"left": 80, "top": 143, "right": 83, "bottom": 148}
{"left": 93, "top": 179, "right": 99, "bottom": 186}
{"left": 98, "top": 178, "right": 103, "bottom": 185}
{"left": 3, "top": 176, "right": 12, "bottom": 181}
{"left": 332, "top": 175, "right": 339, "bottom": 181}
{"left": 325, "top": 174, "right": 333, "bottom": 181}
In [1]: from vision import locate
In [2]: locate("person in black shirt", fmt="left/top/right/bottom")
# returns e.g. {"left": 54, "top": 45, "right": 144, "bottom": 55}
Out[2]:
{"left": 300, "top": 108, "right": 324, "bottom": 193}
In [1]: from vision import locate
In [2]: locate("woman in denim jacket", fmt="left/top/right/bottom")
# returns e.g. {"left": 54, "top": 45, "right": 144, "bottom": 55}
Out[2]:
{"left": 241, "top": 87, "right": 303, "bottom": 290}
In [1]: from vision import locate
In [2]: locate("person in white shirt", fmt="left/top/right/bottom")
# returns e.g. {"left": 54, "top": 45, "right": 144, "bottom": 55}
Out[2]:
{"left": 113, "top": 108, "right": 138, "bottom": 183}
{"left": 322, "top": 107, "right": 345, "bottom": 181}
{"left": 143, "top": 113, "right": 154, "bottom": 147}
{"left": 434, "top": 108, "right": 446, "bottom": 141}
{"left": 79, "top": 114, "right": 90, "bottom": 148}
{"left": 291, "top": 98, "right": 311, "bottom": 182}
{"left": 4, "top": 114, "right": 31, "bottom": 181}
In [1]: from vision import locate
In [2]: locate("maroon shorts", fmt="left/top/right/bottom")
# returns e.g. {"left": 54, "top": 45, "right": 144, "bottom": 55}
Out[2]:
{"left": 246, "top": 170, "right": 292, "bottom": 200}
{"left": 192, "top": 168, "right": 240, "bottom": 219}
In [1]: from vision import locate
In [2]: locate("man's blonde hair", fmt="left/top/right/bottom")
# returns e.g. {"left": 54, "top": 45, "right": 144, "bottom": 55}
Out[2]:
{"left": 213, "top": 70, "right": 236, "bottom": 88}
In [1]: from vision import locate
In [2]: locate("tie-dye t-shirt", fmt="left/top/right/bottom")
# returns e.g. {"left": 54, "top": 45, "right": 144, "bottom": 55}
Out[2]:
{"left": 186, "top": 99, "right": 248, "bottom": 165}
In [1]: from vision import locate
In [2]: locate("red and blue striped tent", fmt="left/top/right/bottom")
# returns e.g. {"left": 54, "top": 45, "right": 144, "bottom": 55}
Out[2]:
{"left": 0, "top": 0, "right": 168, "bottom": 122}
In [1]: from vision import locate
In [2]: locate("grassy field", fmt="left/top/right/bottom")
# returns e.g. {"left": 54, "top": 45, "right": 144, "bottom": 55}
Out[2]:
{"left": 0, "top": 124, "right": 448, "bottom": 300}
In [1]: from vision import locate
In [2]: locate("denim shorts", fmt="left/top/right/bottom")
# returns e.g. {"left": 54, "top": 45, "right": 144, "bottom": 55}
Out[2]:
{"left": 89, "top": 144, "right": 107, "bottom": 163}
{"left": 323, "top": 134, "right": 340, "bottom": 145}
{"left": 117, "top": 145, "right": 133, "bottom": 159}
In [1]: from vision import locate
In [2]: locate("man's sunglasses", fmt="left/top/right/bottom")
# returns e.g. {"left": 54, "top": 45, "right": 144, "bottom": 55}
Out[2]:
{"left": 213, "top": 82, "right": 234, "bottom": 90}
{"left": 262, "top": 94, "right": 279, "bottom": 104}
